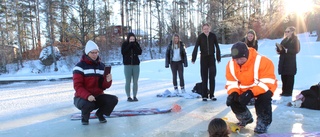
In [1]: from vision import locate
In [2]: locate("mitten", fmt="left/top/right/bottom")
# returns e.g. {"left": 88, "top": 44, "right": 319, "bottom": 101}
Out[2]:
{"left": 226, "top": 92, "right": 239, "bottom": 106}
{"left": 239, "top": 90, "right": 254, "bottom": 105}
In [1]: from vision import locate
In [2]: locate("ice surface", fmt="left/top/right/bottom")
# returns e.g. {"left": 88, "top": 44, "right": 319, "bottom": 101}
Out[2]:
{"left": 0, "top": 33, "right": 319, "bottom": 137}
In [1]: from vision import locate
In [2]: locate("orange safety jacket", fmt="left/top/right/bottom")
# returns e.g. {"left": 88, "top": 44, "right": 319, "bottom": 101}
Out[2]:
{"left": 225, "top": 48, "right": 277, "bottom": 97}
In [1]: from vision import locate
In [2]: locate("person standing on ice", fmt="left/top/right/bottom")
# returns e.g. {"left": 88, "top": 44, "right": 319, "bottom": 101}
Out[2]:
{"left": 121, "top": 32, "right": 142, "bottom": 102}
{"left": 276, "top": 26, "right": 300, "bottom": 97}
{"left": 165, "top": 34, "right": 188, "bottom": 94}
{"left": 191, "top": 23, "right": 221, "bottom": 101}
{"left": 225, "top": 42, "right": 277, "bottom": 133}
{"left": 73, "top": 40, "right": 118, "bottom": 125}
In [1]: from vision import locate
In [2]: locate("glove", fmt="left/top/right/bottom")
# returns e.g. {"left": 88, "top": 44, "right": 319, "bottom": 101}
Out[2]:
{"left": 226, "top": 92, "right": 239, "bottom": 106}
{"left": 129, "top": 42, "right": 135, "bottom": 48}
{"left": 88, "top": 95, "right": 96, "bottom": 102}
{"left": 239, "top": 90, "right": 254, "bottom": 105}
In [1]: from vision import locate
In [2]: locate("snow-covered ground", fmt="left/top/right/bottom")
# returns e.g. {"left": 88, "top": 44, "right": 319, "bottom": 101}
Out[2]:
{"left": 0, "top": 33, "right": 319, "bottom": 137}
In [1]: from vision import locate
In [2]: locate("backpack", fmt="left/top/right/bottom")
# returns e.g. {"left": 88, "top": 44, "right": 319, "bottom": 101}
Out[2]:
{"left": 192, "top": 82, "right": 209, "bottom": 95}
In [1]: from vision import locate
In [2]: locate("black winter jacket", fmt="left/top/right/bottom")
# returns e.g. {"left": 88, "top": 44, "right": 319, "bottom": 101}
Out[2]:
{"left": 278, "top": 35, "right": 300, "bottom": 75}
{"left": 121, "top": 41, "right": 142, "bottom": 65}
{"left": 300, "top": 84, "right": 320, "bottom": 110}
{"left": 191, "top": 32, "right": 221, "bottom": 62}
{"left": 165, "top": 41, "right": 188, "bottom": 68}
{"left": 241, "top": 37, "right": 258, "bottom": 51}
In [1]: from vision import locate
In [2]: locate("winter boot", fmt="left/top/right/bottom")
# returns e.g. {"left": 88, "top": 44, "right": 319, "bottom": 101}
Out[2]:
{"left": 127, "top": 97, "right": 134, "bottom": 102}
{"left": 81, "top": 112, "right": 90, "bottom": 125}
{"left": 254, "top": 114, "right": 271, "bottom": 134}
{"left": 95, "top": 111, "right": 107, "bottom": 123}
{"left": 81, "top": 118, "right": 89, "bottom": 125}
{"left": 210, "top": 97, "right": 217, "bottom": 101}
{"left": 236, "top": 110, "right": 253, "bottom": 127}
{"left": 254, "top": 123, "right": 268, "bottom": 134}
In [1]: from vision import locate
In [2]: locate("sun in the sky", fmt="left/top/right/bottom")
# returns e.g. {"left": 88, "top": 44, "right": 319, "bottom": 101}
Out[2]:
{"left": 283, "top": 0, "right": 314, "bottom": 15}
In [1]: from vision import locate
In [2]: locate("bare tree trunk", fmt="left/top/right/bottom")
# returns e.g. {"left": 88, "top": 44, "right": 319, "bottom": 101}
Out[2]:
{"left": 155, "top": 0, "right": 162, "bottom": 53}
{"left": 149, "top": 0, "right": 153, "bottom": 59}
{"left": 16, "top": 15, "right": 24, "bottom": 69}
{"left": 136, "top": 0, "right": 140, "bottom": 37}
{"left": 221, "top": 1, "right": 226, "bottom": 44}
{"left": 46, "top": 0, "right": 58, "bottom": 71}
{"left": 125, "top": 0, "right": 129, "bottom": 31}
{"left": 36, "top": 0, "right": 41, "bottom": 48}
{"left": 29, "top": 1, "right": 36, "bottom": 50}
{"left": 121, "top": 0, "right": 125, "bottom": 41}
{"left": 143, "top": 2, "right": 148, "bottom": 46}
{"left": 92, "top": 0, "right": 96, "bottom": 41}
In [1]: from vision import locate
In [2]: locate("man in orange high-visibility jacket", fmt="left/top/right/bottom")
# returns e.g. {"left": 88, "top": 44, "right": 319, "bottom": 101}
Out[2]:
{"left": 225, "top": 42, "right": 277, "bottom": 134}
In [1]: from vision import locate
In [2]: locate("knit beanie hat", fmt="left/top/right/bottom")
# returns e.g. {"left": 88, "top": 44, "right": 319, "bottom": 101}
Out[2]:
{"left": 231, "top": 42, "right": 249, "bottom": 59}
{"left": 85, "top": 40, "right": 99, "bottom": 55}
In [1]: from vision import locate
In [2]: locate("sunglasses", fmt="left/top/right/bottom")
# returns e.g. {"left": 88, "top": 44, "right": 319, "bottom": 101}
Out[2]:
{"left": 284, "top": 31, "right": 291, "bottom": 33}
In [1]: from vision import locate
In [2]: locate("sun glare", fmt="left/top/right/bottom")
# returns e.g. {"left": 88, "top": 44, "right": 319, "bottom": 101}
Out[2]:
{"left": 284, "top": 0, "right": 314, "bottom": 14}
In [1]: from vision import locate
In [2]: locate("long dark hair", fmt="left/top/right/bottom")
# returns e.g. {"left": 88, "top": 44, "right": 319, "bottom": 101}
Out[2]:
{"left": 208, "top": 118, "right": 229, "bottom": 137}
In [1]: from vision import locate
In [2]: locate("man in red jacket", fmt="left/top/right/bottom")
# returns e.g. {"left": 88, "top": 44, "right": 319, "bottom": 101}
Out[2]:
{"left": 225, "top": 42, "right": 277, "bottom": 133}
{"left": 73, "top": 40, "right": 118, "bottom": 125}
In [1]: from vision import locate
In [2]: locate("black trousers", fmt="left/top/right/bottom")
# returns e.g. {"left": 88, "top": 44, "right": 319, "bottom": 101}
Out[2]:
{"left": 200, "top": 55, "right": 216, "bottom": 98}
{"left": 230, "top": 91, "right": 272, "bottom": 128}
{"left": 281, "top": 75, "right": 295, "bottom": 96}
{"left": 170, "top": 61, "right": 184, "bottom": 88}
{"left": 74, "top": 94, "right": 118, "bottom": 120}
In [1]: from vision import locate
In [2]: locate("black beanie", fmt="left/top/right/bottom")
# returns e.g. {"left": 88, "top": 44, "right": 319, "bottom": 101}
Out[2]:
{"left": 231, "top": 42, "right": 249, "bottom": 59}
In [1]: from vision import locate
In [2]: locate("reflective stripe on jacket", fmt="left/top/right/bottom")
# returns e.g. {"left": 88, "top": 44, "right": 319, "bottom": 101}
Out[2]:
{"left": 225, "top": 48, "right": 277, "bottom": 96}
{"left": 73, "top": 55, "right": 112, "bottom": 100}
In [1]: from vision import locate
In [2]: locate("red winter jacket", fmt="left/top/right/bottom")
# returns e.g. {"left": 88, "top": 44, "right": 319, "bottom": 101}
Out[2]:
{"left": 73, "top": 55, "right": 112, "bottom": 100}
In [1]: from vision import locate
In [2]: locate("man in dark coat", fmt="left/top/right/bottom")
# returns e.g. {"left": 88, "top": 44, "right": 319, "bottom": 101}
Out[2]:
{"left": 191, "top": 23, "right": 221, "bottom": 101}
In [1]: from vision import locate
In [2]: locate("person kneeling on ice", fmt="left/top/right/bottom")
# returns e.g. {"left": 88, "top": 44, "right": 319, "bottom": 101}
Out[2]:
{"left": 225, "top": 42, "right": 278, "bottom": 133}
{"left": 73, "top": 40, "right": 118, "bottom": 125}
{"left": 289, "top": 82, "right": 320, "bottom": 110}
{"left": 208, "top": 118, "right": 229, "bottom": 137}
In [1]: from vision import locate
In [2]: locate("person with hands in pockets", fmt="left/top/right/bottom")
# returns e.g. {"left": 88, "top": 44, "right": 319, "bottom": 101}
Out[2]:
{"left": 73, "top": 40, "right": 118, "bottom": 125}
{"left": 225, "top": 42, "right": 277, "bottom": 134}
{"left": 165, "top": 34, "right": 188, "bottom": 94}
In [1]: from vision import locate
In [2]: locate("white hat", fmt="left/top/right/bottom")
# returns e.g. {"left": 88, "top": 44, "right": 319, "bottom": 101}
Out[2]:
{"left": 85, "top": 40, "right": 99, "bottom": 55}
